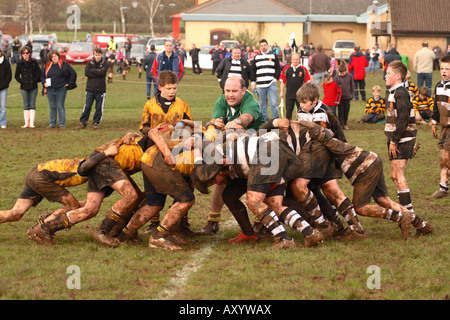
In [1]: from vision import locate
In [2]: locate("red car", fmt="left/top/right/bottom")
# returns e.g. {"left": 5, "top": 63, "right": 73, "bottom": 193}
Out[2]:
{"left": 65, "top": 42, "right": 96, "bottom": 65}
{"left": 51, "top": 43, "right": 68, "bottom": 61}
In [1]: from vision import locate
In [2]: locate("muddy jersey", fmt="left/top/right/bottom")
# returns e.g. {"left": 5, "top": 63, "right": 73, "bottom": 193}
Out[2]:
{"left": 95, "top": 137, "right": 144, "bottom": 174}
{"left": 36, "top": 158, "right": 88, "bottom": 187}
{"left": 432, "top": 80, "right": 450, "bottom": 127}
{"left": 139, "top": 96, "right": 192, "bottom": 135}
{"left": 385, "top": 83, "right": 417, "bottom": 144}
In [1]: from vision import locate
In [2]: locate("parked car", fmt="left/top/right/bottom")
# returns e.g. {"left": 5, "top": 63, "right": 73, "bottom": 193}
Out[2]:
{"left": 220, "top": 40, "right": 239, "bottom": 50}
{"left": 184, "top": 45, "right": 214, "bottom": 70}
{"left": 65, "top": 42, "right": 96, "bottom": 65}
{"left": 146, "top": 38, "right": 175, "bottom": 54}
{"left": 31, "top": 43, "right": 43, "bottom": 64}
{"left": 51, "top": 43, "right": 68, "bottom": 61}
{"left": 331, "top": 40, "right": 356, "bottom": 61}
{"left": 129, "top": 43, "right": 147, "bottom": 63}
{"left": 31, "top": 34, "right": 54, "bottom": 50}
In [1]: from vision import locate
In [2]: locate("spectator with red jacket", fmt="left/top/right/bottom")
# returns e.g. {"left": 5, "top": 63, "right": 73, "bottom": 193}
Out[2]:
{"left": 348, "top": 45, "right": 369, "bottom": 101}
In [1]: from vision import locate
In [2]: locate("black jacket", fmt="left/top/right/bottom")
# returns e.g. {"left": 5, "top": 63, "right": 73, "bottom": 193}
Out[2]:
{"left": 85, "top": 57, "right": 107, "bottom": 93}
{"left": 216, "top": 57, "right": 251, "bottom": 89}
{"left": 0, "top": 57, "right": 12, "bottom": 90}
{"left": 15, "top": 58, "right": 41, "bottom": 90}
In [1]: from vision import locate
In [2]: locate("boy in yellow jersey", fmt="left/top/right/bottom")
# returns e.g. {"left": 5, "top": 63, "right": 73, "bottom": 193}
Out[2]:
{"left": 27, "top": 133, "right": 144, "bottom": 246}
{"left": 0, "top": 144, "right": 119, "bottom": 226}
{"left": 413, "top": 86, "right": 434, "bottom": 125}
{"left": 138, "top": 70, "right": 194, "bottom": 235}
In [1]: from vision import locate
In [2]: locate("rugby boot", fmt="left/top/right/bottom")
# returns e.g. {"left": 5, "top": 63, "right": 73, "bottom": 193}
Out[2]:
{"left": 314, "top": 220, "right": 335, "bottom": 241}
{"left": 253, "top": 222, "right": 273, "bottom": 239}
{"left": 197, "top": 220, "right": 219, "bottom": 235}
{"left": 123, "top": 233, "right": 143, "bottom": 246}
{"left": 148, "top": 235, "right": 182, "bottom": 251}
{"left": 27, "top": 224, "right": 55, "bottom": 246}
{"left": 303, "top": 229, "right": 324, "bottom": 247}
{"left": 270, "top": 236, "right": 296, "bottom": 250}
{"left": 416, "top": 221, "right": 434, "bottom": 237}
{"left": 143, "top": 220, "right": 160, "bottom": 235}
{"left": 426, "top": 189, "right": 448, "bottom": 200}
{"left": 229, "top": 231, "right": 258, "bottom": 244}
{"left": 399, "top": 211, "right": 413, "bottom": 241}
{"left": 178, "top": 216, "right": 198, "bottom": 237}
{"left": 412, "top": 142, "right": 421, "bottom": 157}
{"left": 167, "top": 231, "right": 194, "bottom": 246}
{"left": 93, "top": 229, "right": 120, "bottom": 248}
{"left": 335, "top": 228, "right": 368, "bottom": 241}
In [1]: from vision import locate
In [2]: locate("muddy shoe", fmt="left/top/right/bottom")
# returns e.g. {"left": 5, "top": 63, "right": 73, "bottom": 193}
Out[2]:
{"left": 75, "top": 123, "right": 87, "bottom": 130}
{"left": 148, "top": 235, "right": 182, "bottom": 251}
{"left": 93, "top": 230, "right": 120, "bottom": 248}
{"left": 412, "top": 142, "right": 421, "bottom": 157}
{"left": 197, "top": 220, "right": 219, "bottom": 235}
{"left": 335, "top": 228, "right": 367, "bottom": 241}
{"left": 315, "top": 221, "right": 335, "bottom": 241}
{"left": 399, "top": 211, "right": 413, "bottom": 240}
{"left": 167, "top": 231, "right": 195, "bottom": 245}
{"left": 229, "top": 231, "right": 258, "bottom": 244}
{"left": 304, "top": 229, "right": 324, "bottom": 247}
{"left": 270, "top": 237, "right": 296, "bottom": 249}
{"left": 27, "top": 224, "right": 55, "bottom": 246}
{"left": 253, "top": 222, "right": 273, "bottom": 239}
{"left": 426, "top": 189, "right": 448, "bottom": 200}
{"left": 416, "top": 222, "right": 434, "bottom": 237}
{"left": 144, "top": 220, "right": 160, "bottom": 235}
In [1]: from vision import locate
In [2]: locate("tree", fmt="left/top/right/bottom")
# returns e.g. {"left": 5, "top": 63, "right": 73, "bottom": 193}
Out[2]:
{"left": 140, "top": 0, "right": 162, "bottom": 36}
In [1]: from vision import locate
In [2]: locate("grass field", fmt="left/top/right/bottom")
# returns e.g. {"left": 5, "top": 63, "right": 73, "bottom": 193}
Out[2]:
{"left": 0, "top": 63, "right": 448, "bottom": 303}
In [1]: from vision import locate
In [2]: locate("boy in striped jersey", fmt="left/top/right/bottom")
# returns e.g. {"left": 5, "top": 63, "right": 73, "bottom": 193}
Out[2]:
{"left": 250, "top": 39, "right": 281, "bottom": 122}
{"left": 307, "top": 122, "right": 433, "bottom": 239}
{"left": 413, "top": 86, "right": 434, "bottom": 125}
{"left": 357, "top": 85, "right": 386, "bottom": 124}
{"left": 428, "top": 55, "right": 450, "bottom": 199}
{"left": 384, "top": 61, "right": 418, "bottom": 217}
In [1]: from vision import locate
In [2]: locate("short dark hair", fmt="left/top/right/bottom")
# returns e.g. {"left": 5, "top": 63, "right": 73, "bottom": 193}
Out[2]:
{"left": 419, "top": 86, "right": 429, "bottom": 96}
{"left": 259, "top": 39, "right": 268, "bottom": 45}
{"left": 296, "top": 82, "right": 320, "bottom": 103}
{"left": 94, "top": 47, "right": 102, "bottom": 54}
{"left": 440, "top": 54, "right": 450, "bottom": 64}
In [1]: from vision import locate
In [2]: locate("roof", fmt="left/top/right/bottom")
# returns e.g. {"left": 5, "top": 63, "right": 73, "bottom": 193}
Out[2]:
{"left": 181, "top": 0, "right": 306, "bottom": 22}
{"left": 276, "top": 0, "right": 388, "bottom": 15}
{"left": 390, "top": 0, "right": 450, "bottom": 35}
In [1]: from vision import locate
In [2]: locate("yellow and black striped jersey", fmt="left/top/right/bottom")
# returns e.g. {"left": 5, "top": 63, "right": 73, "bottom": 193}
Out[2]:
{"left": 365, "top": 97, "right": 386, "bottom": 114}
{"left": 412, "top": 95, "right": 434, "bottom": 114}
{"left": 95, "top": 137, "right": 144, "bottom": 174}
{"left": 405, "top": 81, "right": 419, "bottom": 97}
{"left": 37, "top": 158, "right": 88, "bottom": 187}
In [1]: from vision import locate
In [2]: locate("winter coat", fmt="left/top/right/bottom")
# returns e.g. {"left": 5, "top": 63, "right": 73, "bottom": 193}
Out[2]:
{"left": 15, "top": 58, "right": 42, "bottom": 90}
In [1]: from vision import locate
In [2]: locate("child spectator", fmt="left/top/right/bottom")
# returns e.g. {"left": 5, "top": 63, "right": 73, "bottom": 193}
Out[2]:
{"left": 334, "top": 63, "right": 354, "bottom": 129}
{"left": 329, "top": 52, "right": 338, "bottom": 77}
{"left": 322, "top": 73, "right": 341, "bottom": 115}
{"left": 404, "top": 70, "right": 419, "bottom": 97}
{"left": 412, "top": 86, "right": 434, "bottom": 125}
{"left": 356, "top": 85, "right": 386, "bottom": 123}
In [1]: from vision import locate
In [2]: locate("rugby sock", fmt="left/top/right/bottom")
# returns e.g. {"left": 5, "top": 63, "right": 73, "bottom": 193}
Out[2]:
{"left": 41, "top": 213, "right": 73, "bottom": 233}
{"left": 279, "top": 208, "right": 313, "bottom": 237}
{"left": 337, "top": 198, "right": 364, "bottom": 232}
{"left": 300, "top": 191, "right": 327, "bottom": 226}
{"left": 411, "top": 214, "right": 426, "bottom": 230}
{"left": 153, "top": 224, "right": 170, "bottom": 239}
{"left": 259, "top": 207, "right": 292, "bottom": 240}
{"left": 397, "top": 190, "right": 414, "bottom": 213}
{"left": 208, "top": 211, "right": 221, "bottom": 223}
{"left": 229, "top": 207, "right": 254, "bottom": 236}
{"left": 97, "top": 209, "right": 122, "bottom": 233}
{"left": 383, "top": 209, "right": 402, "bottom": 222}
{"left": 438, "top": 183, "right": 449, "bottom": 192}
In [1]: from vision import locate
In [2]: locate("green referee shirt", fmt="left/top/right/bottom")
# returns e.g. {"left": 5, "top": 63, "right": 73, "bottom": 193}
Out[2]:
{"left": 211, "top": 90, "right": 265, "bottom": 131}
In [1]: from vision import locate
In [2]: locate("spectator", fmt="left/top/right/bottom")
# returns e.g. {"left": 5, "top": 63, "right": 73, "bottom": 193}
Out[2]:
{"left": 216, "top": 46, "right": 251, "bottom": 92}
{"left": 124, "top": 38, "right": 132, "bottom": 60}
{"left": 176, "top": 44, "right": 187, "bottom": 66}
{"left": 369, "top": 44, "right": 382, "bottom": 73}
{"left": 143, "top": 44, "right": 157, "bottom": 99}
{"left": 39, "top": 43, "right": 50, "bottom": 70}
{"left": 41, "top": 50, "right": 77, "bottom": 129}
{"left": 283, "top": 43, "right": 292, "bottom": 65}
{"left": 209, "top": 44, "right": 224, "bottom": 75}
{"left": 151, "top": 39, "right": 184, "bottom": 96}
{"left": 322, "top": 72, "right": 342, "bottom": 115}
{"left": 14, "top": 46, "right": 42, "bottom": 129}
{"left": 11, "top": 36, "right": 22, "bottom": 64}
{"left": 279, "top": 52, "right": 311, "bottom": 119}
{"left": 334, "top": 63, "right": 354, "bottom": 129}
{"left": 309, "top": 44, "right": 330, "bottom": 86}
{"left": 383, "top": 44, "right": 402, "bottom": 96}
{"left": 432, "top": 43, "right": 443, "bottom": 71}
{"left": 107, "top": 36, "right": 117, "bottom": 54}
{"left": 348, "top": 45, "right": 369, "bottom": 101}
{"left": 413, "top": 42, "right": 435, "bottom": 95}
{"left": 75, "top": 48, "right": 108, "bottom": 130}
{"left": 250, "top": 39, "right": 281, "bottom": 121}
{"left": 189, "top": 43, "right": 202, "bottom": 75}
{"left": 0, "top": 49, "right": 12, "bottom": 129}
{"left": 86, "top": 32, "right": 91, "bottom": 42}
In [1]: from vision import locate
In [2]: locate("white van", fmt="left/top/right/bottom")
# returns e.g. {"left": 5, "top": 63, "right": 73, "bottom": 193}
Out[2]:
{"left": 332, "top": 40, "right": 356, "bottom": 61}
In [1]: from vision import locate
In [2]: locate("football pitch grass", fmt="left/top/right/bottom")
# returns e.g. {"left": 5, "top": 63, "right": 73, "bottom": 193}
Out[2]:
{"left": 0, "top": 65, "right": 448, "bottom": 301}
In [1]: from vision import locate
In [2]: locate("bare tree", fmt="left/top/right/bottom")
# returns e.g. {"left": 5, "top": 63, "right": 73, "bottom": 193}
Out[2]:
{"left": 140, "top": 0, "right": 162, "bottom": 36}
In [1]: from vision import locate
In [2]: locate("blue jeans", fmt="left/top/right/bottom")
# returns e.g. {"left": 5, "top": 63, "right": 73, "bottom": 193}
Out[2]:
{"left": 47, "top": 87, "right": 67, "bottom": 127}
{"left": 417, "top": 73, "right": 433, "bottom": 96}
{"left": 147, "top": 76, "right": 157, "bottom": 98}
{"left": 354, "top": 79, "right": 366, "bottom": 100}
{"left": 20, "top": 88, "right": 38, "bottom": 110}
{"left": 313, "top": 71, "right": 326, "bottom": 86}
{"left": 256, "top": 81, "right": 279, "bottom": 121}
{"left": 0, "top": 88, "right": 7, "bottom": 127}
